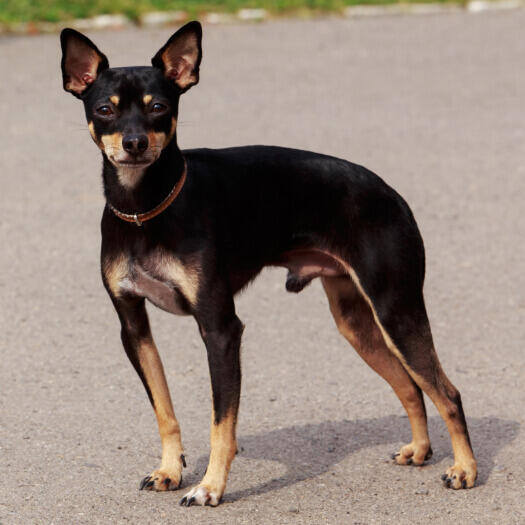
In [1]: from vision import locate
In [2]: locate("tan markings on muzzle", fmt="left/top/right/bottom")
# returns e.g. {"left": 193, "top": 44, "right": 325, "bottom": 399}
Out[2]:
{"left": 143, "top": 94, "right": 152, "bottom": 105}
{"left": 100, "top": 132, "right": 124, "bottom": 156}
{"left": 147, "top": 131, "right": 167, "bottom": 153}
{"left": 110, "top": 95, "right": 120, "bottom": 106}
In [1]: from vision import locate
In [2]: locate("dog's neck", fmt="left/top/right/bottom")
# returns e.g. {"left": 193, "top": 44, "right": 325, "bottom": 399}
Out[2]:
{"left": 102, "top": 138, "right": 185, "bottom": 216}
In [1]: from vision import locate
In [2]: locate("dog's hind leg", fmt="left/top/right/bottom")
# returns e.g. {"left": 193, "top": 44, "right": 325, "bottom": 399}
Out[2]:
{"left": 322, "top": 275, "right": 432, "bottom": 466}
{"left": 111, "top": 295, "right": 185, "bottom": 491}
{"left": 375, "top": 296, "right": 477, "bottom": 489}
{"left": 339, "top": 258, "right": 477, "bottom": 489}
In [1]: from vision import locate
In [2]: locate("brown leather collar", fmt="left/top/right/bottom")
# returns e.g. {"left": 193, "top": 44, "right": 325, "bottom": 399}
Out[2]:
{"left": 107, "top": 162, "right": 187, "bottom": 226}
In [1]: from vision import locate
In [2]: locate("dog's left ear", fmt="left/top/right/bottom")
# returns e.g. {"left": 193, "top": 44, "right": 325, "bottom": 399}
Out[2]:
{"left": 152, "top": 21, "right": 202, "bottom": 93}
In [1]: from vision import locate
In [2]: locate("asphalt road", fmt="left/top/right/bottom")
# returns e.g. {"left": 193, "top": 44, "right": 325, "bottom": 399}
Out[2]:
{"left": 1, "top": 11, "right": 525, "bottom": 525}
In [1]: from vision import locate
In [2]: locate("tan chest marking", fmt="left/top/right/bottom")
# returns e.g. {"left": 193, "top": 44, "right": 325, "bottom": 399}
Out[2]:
{"left": 142, "top": 248, "right": 200, "bottom": 308}
{"left": 103, "top": 251, "right": 200, "bottom": 314}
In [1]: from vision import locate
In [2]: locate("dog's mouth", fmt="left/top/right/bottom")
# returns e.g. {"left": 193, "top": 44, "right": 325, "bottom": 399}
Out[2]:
{"left": 105, "top": 144, "right": 163, "bottom": 173}
{"left": 109, "top": 155, "right": 154, "bottom": 168}
{"left": 116, "top": 159, "right": 151, "bottom": 167}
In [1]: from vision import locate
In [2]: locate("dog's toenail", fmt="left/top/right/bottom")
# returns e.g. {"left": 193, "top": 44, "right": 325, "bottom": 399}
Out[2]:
{"left": 139, "top": 476, "right": 151, "bottom": 490}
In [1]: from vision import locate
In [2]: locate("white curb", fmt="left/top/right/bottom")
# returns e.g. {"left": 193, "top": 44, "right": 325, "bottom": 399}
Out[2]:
{"left": 139, "top": 10, "right": 187, "bottom": 26}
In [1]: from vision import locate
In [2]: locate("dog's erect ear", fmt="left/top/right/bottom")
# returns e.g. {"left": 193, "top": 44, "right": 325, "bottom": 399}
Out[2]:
{"left": 60, "top": 28, "right": 109, "bottom": 98}
{"left": 151, "top": 21, "right": 202, "bottom": 93}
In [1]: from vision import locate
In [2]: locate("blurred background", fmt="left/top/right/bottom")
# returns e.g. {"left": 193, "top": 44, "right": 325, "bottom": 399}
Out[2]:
{"left": 1, "top": 2, "right": 524, "bottom": 524}
{"left": 0, "top": 0, "right": 481, "bottom": 28}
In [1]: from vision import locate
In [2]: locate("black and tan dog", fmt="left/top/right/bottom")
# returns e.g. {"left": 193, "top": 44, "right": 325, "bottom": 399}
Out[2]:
{"left": 60, "top": 21, "right": 477, "bottom": 506}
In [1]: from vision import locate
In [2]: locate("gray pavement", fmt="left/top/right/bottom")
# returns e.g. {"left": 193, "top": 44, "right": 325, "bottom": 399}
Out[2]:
{"left": 1, "top": 12, "right": 525, "bottom": 525}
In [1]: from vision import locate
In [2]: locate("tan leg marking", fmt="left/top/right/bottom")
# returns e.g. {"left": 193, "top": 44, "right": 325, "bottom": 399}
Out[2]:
{"left": 103, "top": 256, "right": 185, "bottom": 489}
{"left": 422, "top": 376, "right": 477, "bottom": 488}
{"left": 110, "top": 95, "right": 120, "bottom": 106}
{"left": 181, "top": 410, "right": 236, "bottom": 506}
{"left": 326, "top": 257, "right": 477, "bottom": 488}
{"left": 322, "top": 276, "right": 431, "bottom": 466}
{"left": 137, "top": 336, "right": 185, "bottom": 491}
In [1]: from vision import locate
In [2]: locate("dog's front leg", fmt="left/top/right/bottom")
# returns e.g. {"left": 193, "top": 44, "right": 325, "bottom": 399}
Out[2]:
{"left": 112, "top": 295, "right": 185, "bottom": 491}
{"left": 180, "top": 303, "right": 244, "bottom": 507}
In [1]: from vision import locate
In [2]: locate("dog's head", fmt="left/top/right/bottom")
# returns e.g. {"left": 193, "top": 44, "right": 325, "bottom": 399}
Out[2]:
{"left": 60, "top": 22, "right": 201, "bottom": 186}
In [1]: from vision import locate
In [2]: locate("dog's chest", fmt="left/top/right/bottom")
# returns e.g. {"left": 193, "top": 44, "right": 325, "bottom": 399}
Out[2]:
{"left": 114, "top": 251, "right": 197, "bottom": 316}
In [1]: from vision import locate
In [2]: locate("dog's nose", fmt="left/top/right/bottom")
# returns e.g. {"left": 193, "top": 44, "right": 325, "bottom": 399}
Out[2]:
{"left": 122, "top": 134, "right": 149, "bottom": 155}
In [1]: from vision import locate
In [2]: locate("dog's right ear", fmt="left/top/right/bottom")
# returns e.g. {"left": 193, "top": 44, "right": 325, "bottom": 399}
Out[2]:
{"left": 60, "top": 28, "right": 109, "bottom": 99}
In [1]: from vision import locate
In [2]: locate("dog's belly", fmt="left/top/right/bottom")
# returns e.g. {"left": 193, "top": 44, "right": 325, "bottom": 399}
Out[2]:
{"left": 120, "top": 266, "right": 191, "bottom": 316}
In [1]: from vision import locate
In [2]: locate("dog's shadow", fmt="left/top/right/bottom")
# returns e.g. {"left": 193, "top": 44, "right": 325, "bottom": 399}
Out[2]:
{"left": 185, "top": 415, "right": 519, "bottom": 502}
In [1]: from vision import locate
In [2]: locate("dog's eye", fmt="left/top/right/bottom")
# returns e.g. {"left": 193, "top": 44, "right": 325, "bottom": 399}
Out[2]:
{"left": 151, "top": 103, "right": 166, "bottom": 114}
{"left": 97, "top": 105, "right": 114, "bottom": 117}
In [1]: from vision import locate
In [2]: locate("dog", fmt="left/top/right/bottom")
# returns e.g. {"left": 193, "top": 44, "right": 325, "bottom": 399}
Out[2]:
{"left": 60, "top": 21, "right": 477, "bottom": 506}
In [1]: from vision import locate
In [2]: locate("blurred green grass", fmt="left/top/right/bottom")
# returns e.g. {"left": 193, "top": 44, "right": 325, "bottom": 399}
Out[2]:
{"left": 0, "top": 0, "right": 453, "bottom": 25}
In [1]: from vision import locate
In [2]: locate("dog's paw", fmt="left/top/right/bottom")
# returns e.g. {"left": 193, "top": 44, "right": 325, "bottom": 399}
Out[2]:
{"left": 179, "top": 484, "right": 222, "bottom": 507}
{"left": 391, "top": 441, "right": 432, "bottom": 466}
{"left": 139, "top": 469, "right": 182, "bottom": 492}
{"left": 441, "top": 462, "right": 477, "bottom": 489}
